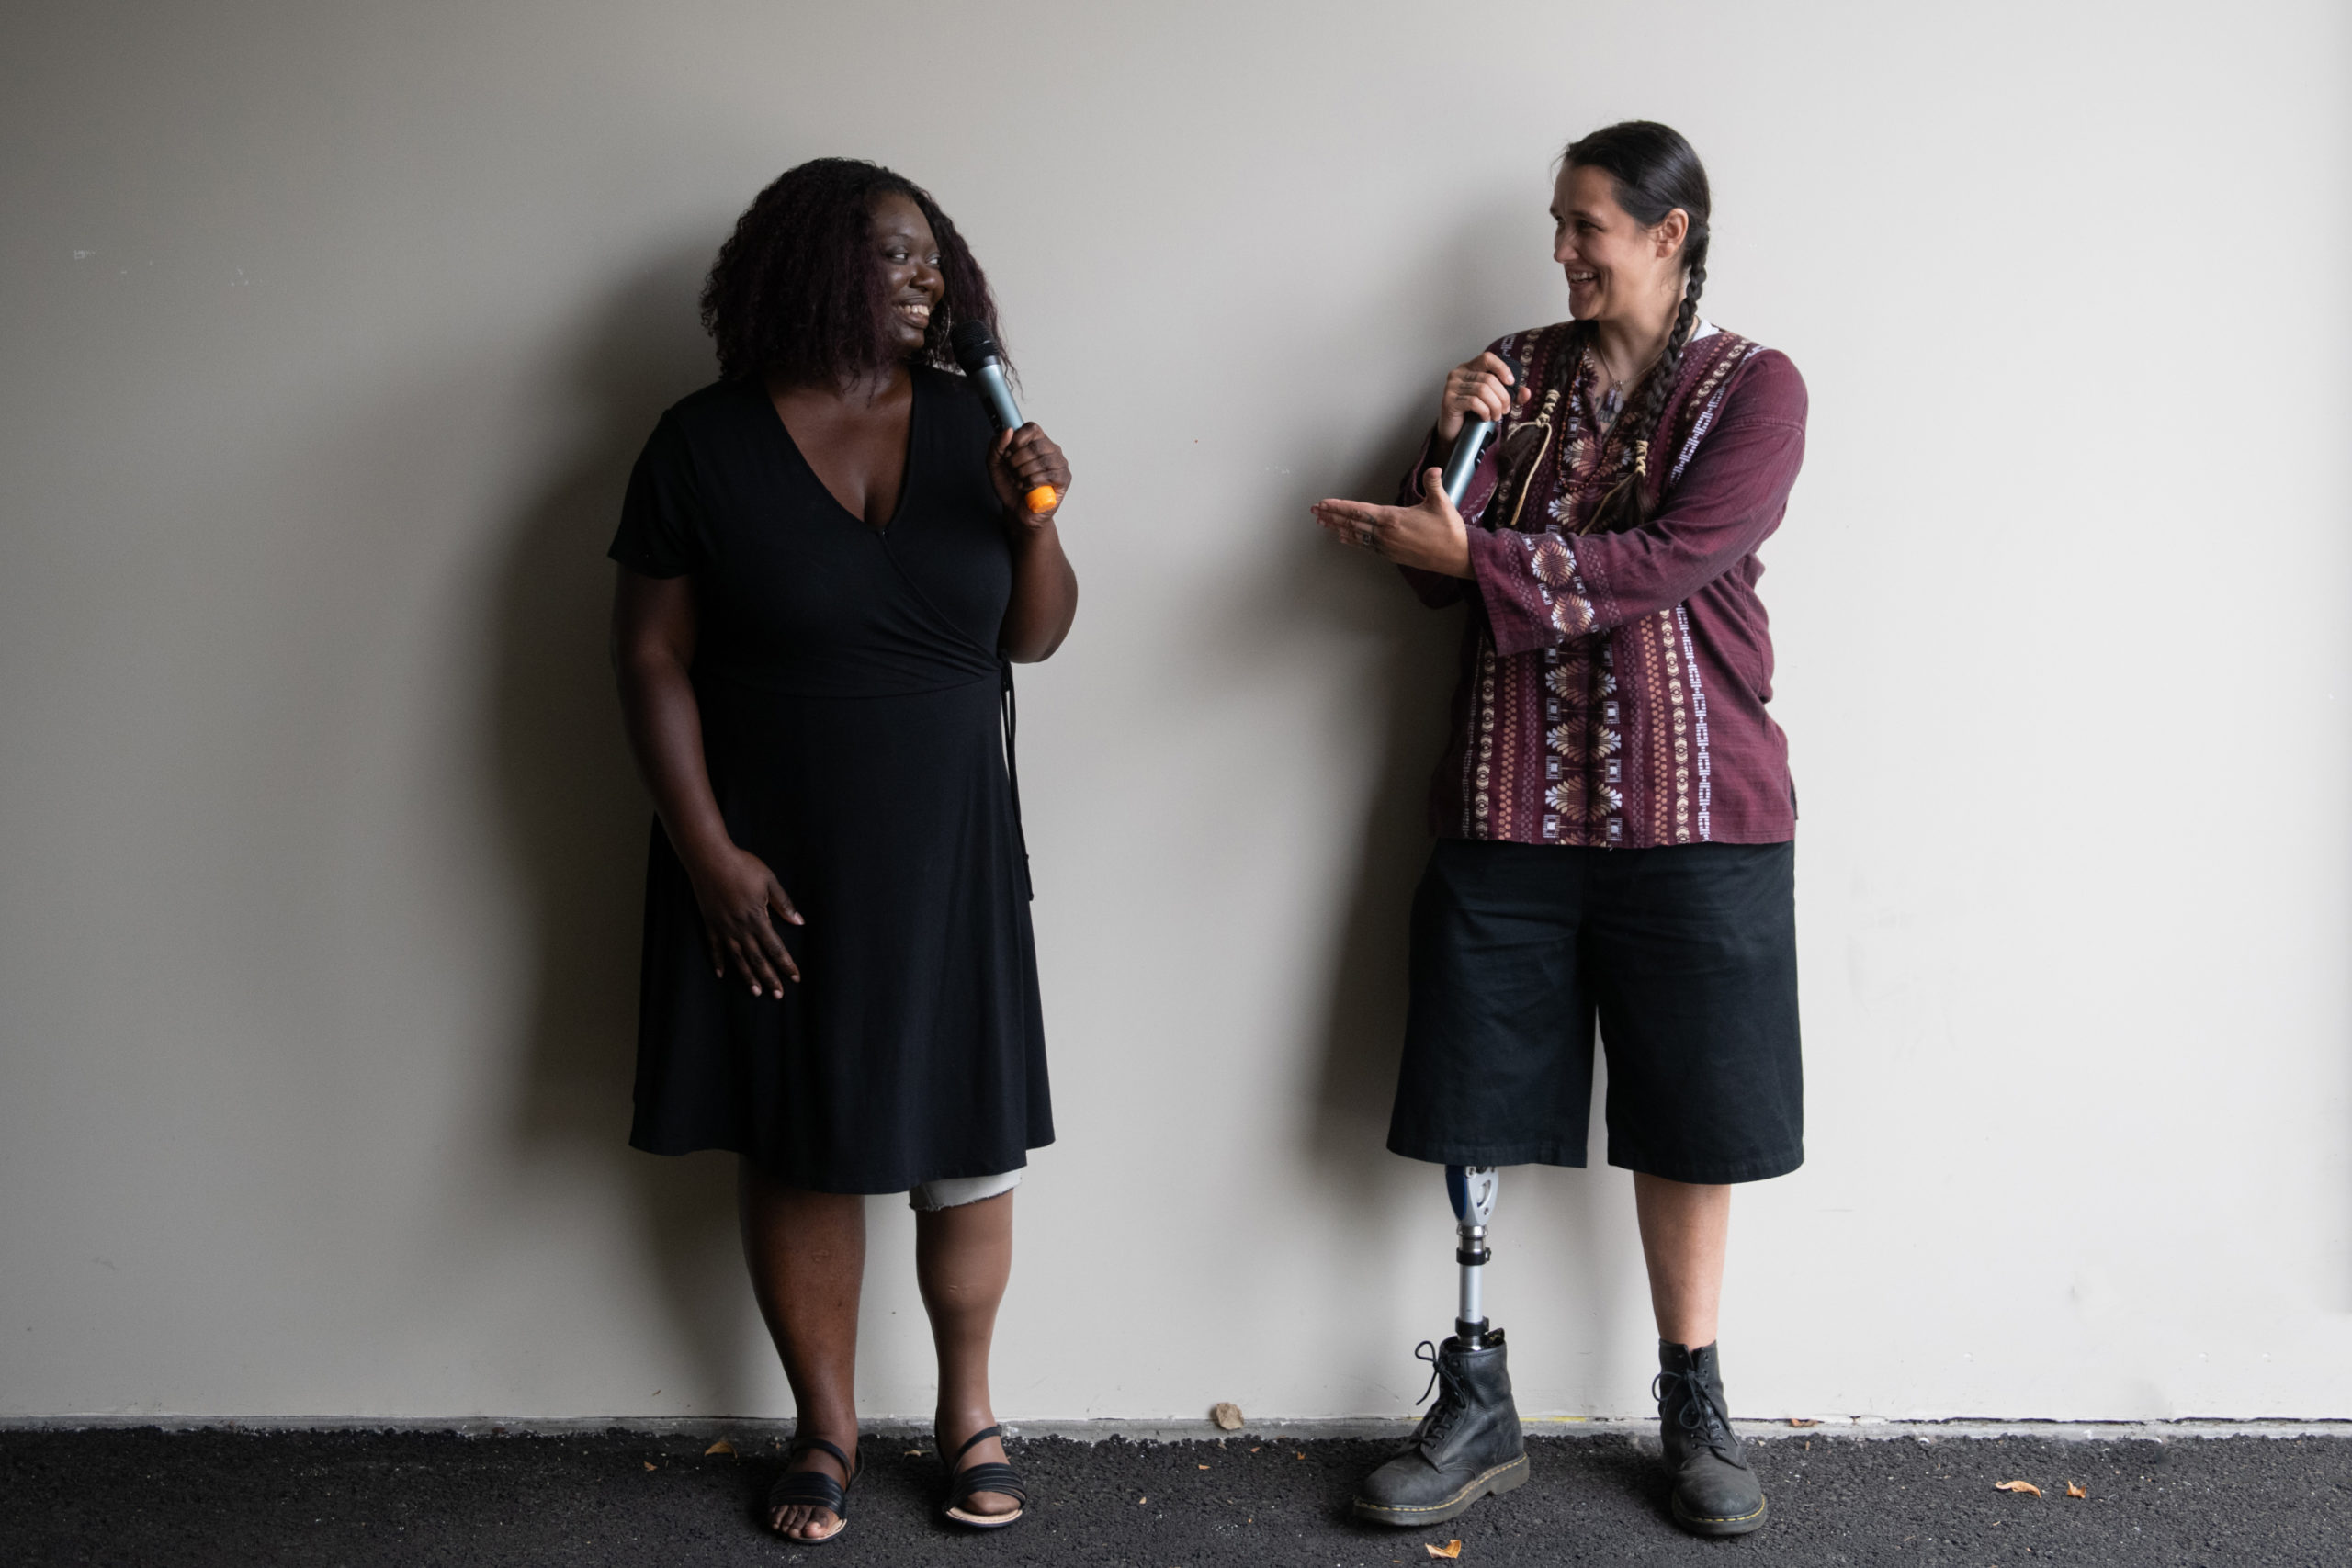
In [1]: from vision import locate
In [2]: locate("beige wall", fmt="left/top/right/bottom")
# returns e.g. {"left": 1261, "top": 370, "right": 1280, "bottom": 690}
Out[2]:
{"left": 4, "top": 0, "right": 2349, "bottom": 1422}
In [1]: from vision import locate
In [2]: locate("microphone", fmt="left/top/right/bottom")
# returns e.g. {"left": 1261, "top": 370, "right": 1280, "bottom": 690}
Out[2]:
{"left": 949, "top": 320, "right": 1057, "bottom": 514}
{"left": 1438, "top": 349, "right": 1527, "bottom": 508}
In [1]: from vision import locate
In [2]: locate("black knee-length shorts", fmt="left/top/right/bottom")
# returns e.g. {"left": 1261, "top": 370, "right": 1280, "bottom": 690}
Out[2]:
{"left": 1387, "top": 838, "right": 1803, "bottom": 1184}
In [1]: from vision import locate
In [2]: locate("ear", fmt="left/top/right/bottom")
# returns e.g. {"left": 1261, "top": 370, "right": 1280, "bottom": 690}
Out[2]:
{"left": 1654, "top": 208, "right": 1690, "bottom": 261}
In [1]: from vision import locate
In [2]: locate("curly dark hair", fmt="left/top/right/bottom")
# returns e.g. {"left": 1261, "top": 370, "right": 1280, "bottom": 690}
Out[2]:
{"left": 699, "top": 158, "right": 1003, "bottom": 385}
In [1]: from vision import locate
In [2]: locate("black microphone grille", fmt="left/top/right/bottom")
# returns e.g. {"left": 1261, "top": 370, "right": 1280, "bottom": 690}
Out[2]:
{"left": 948, "top": 320, "right": 1001, "bottom": 369}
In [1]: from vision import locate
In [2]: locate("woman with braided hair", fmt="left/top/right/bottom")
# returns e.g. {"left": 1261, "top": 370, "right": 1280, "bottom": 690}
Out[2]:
{"left": 1314, "top": 121, "right": 1807, "bottom": 1538}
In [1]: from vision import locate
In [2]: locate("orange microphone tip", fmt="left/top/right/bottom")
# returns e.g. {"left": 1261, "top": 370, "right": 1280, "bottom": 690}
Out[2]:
{"left": 1024, "top": 484, "right": 1058, "bottom": 513}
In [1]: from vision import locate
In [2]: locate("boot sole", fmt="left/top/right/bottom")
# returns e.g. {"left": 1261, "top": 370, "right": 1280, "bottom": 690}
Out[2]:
{"left": 1670, "top": 1494, "right": 1768, "bottom": 1538}
{"left": 1353, "top": 1454, "right": 1530, "bottom": 1528}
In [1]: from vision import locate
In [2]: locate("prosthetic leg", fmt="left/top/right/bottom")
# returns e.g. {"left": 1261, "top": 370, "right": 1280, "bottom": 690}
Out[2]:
{"left": 1352, "top": 1166, "right": 1530, "bottom": 1527}
{"left": 1447, "top": 1165, "right": 1500, "bottom": 1347}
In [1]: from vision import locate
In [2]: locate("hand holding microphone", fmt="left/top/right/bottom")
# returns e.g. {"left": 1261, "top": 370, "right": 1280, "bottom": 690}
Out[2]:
{"left": 1435, "top": 348, "right": 1528, "bottom": 505}
{"left": 1437, "top": 351, "right": 1530, "bottom": 441}
{"left": 950, "top": 320, "right": 1070, "bottom": 521}
{"left": 1310, "top": 344, "right": 1527, "bottom": 577}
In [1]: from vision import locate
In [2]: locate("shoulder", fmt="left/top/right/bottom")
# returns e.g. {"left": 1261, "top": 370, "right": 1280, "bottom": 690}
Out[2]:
{"left": 1485, "top": 322, "right": 1581, "bottom": 389}
{"left": 1683, "top": 330, "right": 1806, "bottom": 428}
{"left": 639, "top": 378, "right": 764, "bottom": 463}
{"left": 913, "top": 363, "right": 1000, "bottom": 461}
{"left": 915, "top": 361, "right": 989, "bottom": 420}
{"left": 670, "top": 377, "right": 752, "bottom": 416}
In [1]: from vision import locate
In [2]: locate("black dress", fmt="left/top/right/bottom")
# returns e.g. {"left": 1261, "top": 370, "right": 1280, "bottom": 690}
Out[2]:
{"left": 608, "top": 367, "right": 1051, "bottom": 1193}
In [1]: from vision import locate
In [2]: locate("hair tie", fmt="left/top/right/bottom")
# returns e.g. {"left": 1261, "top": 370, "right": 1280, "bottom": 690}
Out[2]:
{"left": 1634, "top": 439, "right": 1650, "bottom": 479}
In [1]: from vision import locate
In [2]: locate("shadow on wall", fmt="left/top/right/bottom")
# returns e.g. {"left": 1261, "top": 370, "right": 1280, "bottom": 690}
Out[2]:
{"left": 1243, "top": 197, "right": 1637, "bottom": 1405}
{"left": 482, "top": 242, "right": 754, "bottom": 1409}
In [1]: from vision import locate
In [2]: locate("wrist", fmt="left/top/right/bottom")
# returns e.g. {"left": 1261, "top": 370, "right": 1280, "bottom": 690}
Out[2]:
{"left": 669, "top": 818, "right": 735, "bottom": 870}
{"left": 1005, "top": 511, "right": 1061, "bottom": 547}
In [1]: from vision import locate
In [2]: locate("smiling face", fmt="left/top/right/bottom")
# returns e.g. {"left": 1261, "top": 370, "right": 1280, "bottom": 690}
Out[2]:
{"left": 1551, "top": 163, "right": 1688, "bottom": 327}
{"left": 869, "top": 191, "right": 944, "bottom": 355}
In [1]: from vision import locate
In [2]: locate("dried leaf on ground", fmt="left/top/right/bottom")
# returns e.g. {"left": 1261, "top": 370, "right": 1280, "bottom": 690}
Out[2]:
{"left": 704, "top": 1438, "right": 735, "bottom": 1456}
{"left": 2065, "top": 1482, "right": 2087, "bottom": 1498}
{"left": 1197, "top": 1463, "right": 1211, "bottom": 1470}
{"left": 1211, "top": 1401, "right": 1245, "bottom": 1430}
{"left": 1788, "top": 1417, "right": 1819, "bottom": 1427}
{"left": 1994, "top": 1480, "right": 2041, "bottom": 1496}
{"left": 642, "top": 1461, "right": 657, "bottom": 1472}
{"left": 1427, "top": 1540, "right": 1463, "bottom": 1560}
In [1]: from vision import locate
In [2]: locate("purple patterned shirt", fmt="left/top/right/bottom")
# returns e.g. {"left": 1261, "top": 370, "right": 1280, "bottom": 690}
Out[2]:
{"left": 1400, "top": 321, "right": 1808, "bottom": 847}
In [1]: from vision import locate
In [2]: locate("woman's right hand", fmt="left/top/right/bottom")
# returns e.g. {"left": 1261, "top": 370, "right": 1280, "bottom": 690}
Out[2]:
{"left": 1435, "top": 351, "right": 1530, "bottom": 444}
{"left": 683, "top": 841, "right": 804, "bottom": 997}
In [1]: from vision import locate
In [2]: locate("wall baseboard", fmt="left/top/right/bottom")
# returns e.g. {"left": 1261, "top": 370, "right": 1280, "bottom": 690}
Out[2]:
{"left": 4, "top": 1415, "right": 2347, "bottom": 1444}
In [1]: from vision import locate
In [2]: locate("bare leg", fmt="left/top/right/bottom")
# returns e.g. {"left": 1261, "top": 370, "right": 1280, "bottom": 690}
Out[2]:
{"left": 1633, "top": 1174, "right": 1731, "bottom": 1348}
{"left": 916, "top": 1190, "right": 1019, "bottom": 1517}
{"left": 739, "top": 1160, "right": 865, "bottom": 1541}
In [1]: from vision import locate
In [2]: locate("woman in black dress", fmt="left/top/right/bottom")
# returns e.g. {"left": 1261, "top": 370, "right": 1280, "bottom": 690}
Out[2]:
{"left": 608, "top": 159, "right": 1076, "bottom": 1543}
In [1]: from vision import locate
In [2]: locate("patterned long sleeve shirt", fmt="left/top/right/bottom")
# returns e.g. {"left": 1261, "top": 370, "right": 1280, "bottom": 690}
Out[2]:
{"left": 1400, "top": 321, "right": 1807, "bottom": 847}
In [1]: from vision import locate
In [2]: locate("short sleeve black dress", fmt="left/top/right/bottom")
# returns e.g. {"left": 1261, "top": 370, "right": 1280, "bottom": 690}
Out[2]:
{"left": 609, "top": 366, "right": 1051, "bottom": 1194}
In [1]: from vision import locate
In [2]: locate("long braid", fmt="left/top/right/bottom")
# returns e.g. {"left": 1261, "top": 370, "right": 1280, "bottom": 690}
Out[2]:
{"left": 1562, "top": 119, "right": 1714, "bottom": 535}
{"left": 1585, "top": 253, "right": 1703, "bottom": 535}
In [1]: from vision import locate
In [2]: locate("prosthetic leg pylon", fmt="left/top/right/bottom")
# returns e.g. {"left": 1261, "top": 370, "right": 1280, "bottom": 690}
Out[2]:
{"left": 1446, "top": 1165, "right": 1499, "bottom": 1348}
{"left": 1352, "top": 1165, "right": 1529, "bottom": 1527}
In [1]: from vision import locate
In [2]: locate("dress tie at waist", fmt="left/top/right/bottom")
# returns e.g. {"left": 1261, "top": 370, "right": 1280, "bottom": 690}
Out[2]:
{"left": 1001, "top": 660, "right": 1033, "bottom": 901}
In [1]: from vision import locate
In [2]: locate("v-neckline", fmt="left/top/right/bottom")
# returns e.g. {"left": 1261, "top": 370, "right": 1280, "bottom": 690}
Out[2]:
{"left": 763, "top": 372, "right": 922, "bottom": 536}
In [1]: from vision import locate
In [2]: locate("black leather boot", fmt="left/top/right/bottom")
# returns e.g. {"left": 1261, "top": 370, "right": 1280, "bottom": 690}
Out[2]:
{"left": 1354, "top": 1335, "right": 1530, "bottom": 1527}
{"left": 1655, "top": 1340, "right": 1767, "bottom": 1536}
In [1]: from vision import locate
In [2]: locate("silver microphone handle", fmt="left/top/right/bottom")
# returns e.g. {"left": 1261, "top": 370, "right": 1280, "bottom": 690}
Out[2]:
{"left": 969, "top": 357, "right": 1023, "bottom": 434}
{"left": 1440, "top": 418, "right": 1497, "bottom": 506}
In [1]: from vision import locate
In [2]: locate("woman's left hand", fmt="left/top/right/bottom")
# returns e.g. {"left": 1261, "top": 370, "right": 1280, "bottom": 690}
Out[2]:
{"left": 990, "top": 423, "right": 1071, "bottom": 526}
{"left": 1311, "top": 469, "right": 1473, "bottom": 578}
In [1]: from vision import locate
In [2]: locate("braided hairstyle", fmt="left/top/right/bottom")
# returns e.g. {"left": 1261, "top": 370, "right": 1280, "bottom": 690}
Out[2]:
{"left": 700, "top": 158, "right": 1003, "bottom": 386}
{"left": 1559, "top": 121, "right": 1711, "bottom": 533}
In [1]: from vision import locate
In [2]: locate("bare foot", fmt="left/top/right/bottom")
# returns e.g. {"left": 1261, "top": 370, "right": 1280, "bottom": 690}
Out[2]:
{"left": 767, "top": 1440, "right": 854, "bottom": 1541}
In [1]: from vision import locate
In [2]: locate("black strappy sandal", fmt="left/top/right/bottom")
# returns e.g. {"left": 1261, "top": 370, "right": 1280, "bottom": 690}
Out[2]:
{"left": 937, "top": 1424, "right": 1027, "bottom": 1529}
{"left": 766, "top": 1435, "right": 858, "bottom": 1545}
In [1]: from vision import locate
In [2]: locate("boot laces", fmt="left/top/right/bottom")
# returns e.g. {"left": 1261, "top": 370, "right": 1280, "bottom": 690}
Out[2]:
{"left": 1652, "top": 1365, "right": 1736, "bottom": 1459}
{"left": 1410, "top": 1340, "right": 1468, "bottom": 1449}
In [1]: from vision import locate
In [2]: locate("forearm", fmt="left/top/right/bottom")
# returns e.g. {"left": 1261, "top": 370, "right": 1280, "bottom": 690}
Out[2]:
{"left": 1000, "top": 517, "right": 1079, "bottom": 662}
{"left": 616, "top": 651, "right": 732, "bottom": 862}
{"left": 1468, "top": 413, "right": 1804, "bottom": 653}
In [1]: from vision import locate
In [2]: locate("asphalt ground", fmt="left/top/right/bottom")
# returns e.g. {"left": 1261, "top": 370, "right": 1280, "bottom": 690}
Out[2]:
{"left": 3, "top": 1427, "right": 2345, "bottom": 1566}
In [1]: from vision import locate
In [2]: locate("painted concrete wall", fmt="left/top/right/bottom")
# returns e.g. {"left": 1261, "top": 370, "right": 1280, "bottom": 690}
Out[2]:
{"left": 4, "top": 0, "right": 2348, "bottom": 1423}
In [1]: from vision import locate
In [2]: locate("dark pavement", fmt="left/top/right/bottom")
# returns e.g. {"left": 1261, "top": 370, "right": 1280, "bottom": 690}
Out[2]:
{"left": 3, "top": 1427, "right": 2345, "bottom": 1566}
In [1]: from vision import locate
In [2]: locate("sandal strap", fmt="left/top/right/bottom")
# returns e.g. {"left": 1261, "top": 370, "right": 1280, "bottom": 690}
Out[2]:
{"left": 789, "top": 1435, "right": 856, "bottom": 1478}
{"left": 769, "top": 1433, "right": 857, "bottom": 1521}
{"left": 950, "top": 1424, "right": 1003, "bottom": 1463}
{"left": 947, "top": 1460, "right": 1029, "bottom": 1508}
{"left": 766, "top": 1468, "right": 849, "bottom": 1518}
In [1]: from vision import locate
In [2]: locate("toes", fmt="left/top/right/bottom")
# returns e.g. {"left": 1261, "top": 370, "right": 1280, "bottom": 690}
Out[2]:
{"left": 773, "top": 1505, "right": 821, "bottom": 1539}
{"left": 770, "top": 1504, "right": 842, "bottom": 1541}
